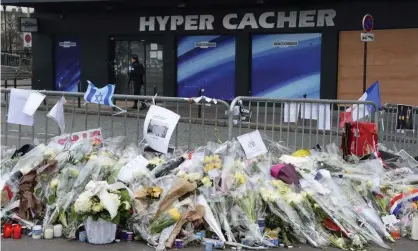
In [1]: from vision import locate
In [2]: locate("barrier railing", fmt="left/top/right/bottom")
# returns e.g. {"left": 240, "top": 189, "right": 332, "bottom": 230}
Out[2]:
{"left": 1, "top": 89, "right": 230, "bottom": 149}
{"left": 4, "top": 89, "right": 417, "bottom": 154}
{"left": 380, "top": 103, "right": 417, "bottom": 153}
{"left": 228, "top": 97, "right": 380, "bottom": 151}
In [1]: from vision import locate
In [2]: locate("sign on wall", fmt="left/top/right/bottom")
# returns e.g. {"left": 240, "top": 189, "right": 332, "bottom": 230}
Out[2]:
{"left": 23, "top": 32, "right": 32, "bottom": 48}
{"left": 20, "top": 17, "right": 38, "bottom": 32}
{"left": 139, "top": 9, "right": 336, "bottom": 31}
{"left": 55, "top": 38, "right": 80, "bottom": 92}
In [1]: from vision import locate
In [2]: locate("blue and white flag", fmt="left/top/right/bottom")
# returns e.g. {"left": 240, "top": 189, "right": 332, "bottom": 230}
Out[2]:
{"left": 84, "top": 80, "right": 126, "bottom": 114}
{"left": 84, "top": 80, "right": 116, "bottom": 106}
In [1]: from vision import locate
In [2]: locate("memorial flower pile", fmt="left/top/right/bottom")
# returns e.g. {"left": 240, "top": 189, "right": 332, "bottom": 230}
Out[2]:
{"left": 1, "top": 127, "right": 418, "bottom": 249}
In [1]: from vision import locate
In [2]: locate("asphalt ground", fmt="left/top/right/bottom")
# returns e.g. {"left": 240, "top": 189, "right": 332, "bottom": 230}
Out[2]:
{"left": 1, "top": 236, "right": 417, "bottom": 251}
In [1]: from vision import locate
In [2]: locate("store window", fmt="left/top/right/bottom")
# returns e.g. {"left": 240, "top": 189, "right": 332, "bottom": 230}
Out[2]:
{"left": 251, "top": 33, "right": 322, "bottom": 99}
{"left": 177, "top": 35, "right": 236, "bottom": 100}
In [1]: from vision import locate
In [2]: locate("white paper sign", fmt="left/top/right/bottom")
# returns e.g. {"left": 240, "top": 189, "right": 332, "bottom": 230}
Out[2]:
{"left": 117, "top": 155, "right": 150, "bottom": 183}
{"left": 284, "top": 103, "right": 300, "bottom": 123}
{"left": 143, "top": 105, "right": 180, "bottom": 153}
{"left": 237, "top": 130, "right": 267, "bottom": 159}
{"left": 157, "top": 51, "right": 163, "bottom": 60}
{"left": 23, "top": 91, "right": 45, "bottom": 116}
{"left": 47, "top": 96, "right": 66, "bottom": 133}
{"left": 302, "top": 103, "right": 319, "bottom": 120}
{"left": 7, "top": 89, "right": 34, "bottom": 126}
{"left": 150, "top": 51, "right": 157, "bottom": 58}
{"left": 318, "top": 104, "right": 331, "bottom": 130}
{"left": 150, "top": 43, "right": 158, "bottom": 50}
{"left": 381, "top": 215, "right": 399, "bottom": 226}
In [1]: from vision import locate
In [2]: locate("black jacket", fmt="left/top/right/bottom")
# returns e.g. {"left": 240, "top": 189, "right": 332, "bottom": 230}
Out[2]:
{"left": 129, "top": 61, "right": 145, "bottom": 82}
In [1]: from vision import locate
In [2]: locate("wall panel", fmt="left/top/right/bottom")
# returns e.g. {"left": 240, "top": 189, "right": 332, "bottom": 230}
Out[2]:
{"left": 338, "top": 29, "right": 418, "bottom": 106}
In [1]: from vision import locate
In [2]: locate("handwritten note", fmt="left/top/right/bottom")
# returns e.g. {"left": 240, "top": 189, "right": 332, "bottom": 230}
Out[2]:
{"left": 7, "top": 89, "right": 34, "bottom": 126}
{"left": 237, "top": 130, "right": 267, "bottom": 159}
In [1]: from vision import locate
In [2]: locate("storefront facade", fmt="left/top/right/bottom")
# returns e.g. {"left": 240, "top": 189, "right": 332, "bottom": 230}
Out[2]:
{"left": 6, "top": 0, "right": 418, "bottom": 102}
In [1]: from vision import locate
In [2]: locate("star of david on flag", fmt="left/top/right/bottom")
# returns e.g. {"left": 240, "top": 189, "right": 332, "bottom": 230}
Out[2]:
{"left": 83, "top": 80, "right": 126, "bottom": 114}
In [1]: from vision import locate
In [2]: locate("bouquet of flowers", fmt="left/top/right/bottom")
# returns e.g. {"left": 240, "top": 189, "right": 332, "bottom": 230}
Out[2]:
{"left": 74, "top": 181, "right": 132, "bottom": 225}
{"left": 149, "top": 207, "right": 181, "bottom": 234}
{"left": 232, "top": 181, "right": 270, "bottom": 246}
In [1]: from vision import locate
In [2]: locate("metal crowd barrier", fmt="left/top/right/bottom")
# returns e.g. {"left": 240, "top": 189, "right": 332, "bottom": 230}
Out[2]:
{"left": 3, "top": 89, "right": 417, "bottom": 154}
{"left": 227, "top": 97, "right": 380, "bottom": 151}
{"left": 1, "top": 89, "right": 230, "bottom": 149}
{"left": 380, "top": 103, "right": 418, "bottom": 153}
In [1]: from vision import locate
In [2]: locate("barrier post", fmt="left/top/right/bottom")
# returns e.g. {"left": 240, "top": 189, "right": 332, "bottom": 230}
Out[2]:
{"left": 198, "top": 88, "right": 203, "bottom": 118}
{"left": 303, "top": 94, "right": 307, "bottom": 126}
{"left": 4, "top": 80, "right": 7, "bottom": 100}
{"left": 78, "top": 81, "right": 81, "bottom": 108}
{"left": 153, "top": 85, "right": 157, "bottom": 104}
{"left": 13, "top": 77, "right": 17, "bottom": 88}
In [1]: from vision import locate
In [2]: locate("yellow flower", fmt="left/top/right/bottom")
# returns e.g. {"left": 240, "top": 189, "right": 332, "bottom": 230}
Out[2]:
{"left": 204, "top": 156, "right": 213, "bottom": 163}
{"left": 234, "top": 172, "right": 246, "bottom": 185}
{"left": 271, "top": 180, "right": 290, "bottom": 194}
{"left": 292, "top": 149, "right": 311, "bottom": 157}
{"left": 168, "top": 208, "right": 181, "bottom": 221}
{"left": 149, "top": 158, "right": 164, "bottom": 166}
{"left": 89, "top": 154, "right": 98, "bottom": 160}
{"left": 50, "top": 178, "right": 59, "bottom": 189}
{"left": 201, "top": 176, "right": 212, "bottom": 187}
{"left": 177, "top": 170, "right": 186, "bottom": 178}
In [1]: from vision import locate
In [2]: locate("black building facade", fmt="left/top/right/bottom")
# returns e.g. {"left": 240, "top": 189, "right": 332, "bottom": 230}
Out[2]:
{"left": 5, "top": 0, "right": 418, "bottom": 100}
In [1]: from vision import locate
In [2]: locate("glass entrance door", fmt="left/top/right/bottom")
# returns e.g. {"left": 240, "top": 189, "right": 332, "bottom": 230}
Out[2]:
{"left": 111, "top": 39, "right": 164, "bottom": 96}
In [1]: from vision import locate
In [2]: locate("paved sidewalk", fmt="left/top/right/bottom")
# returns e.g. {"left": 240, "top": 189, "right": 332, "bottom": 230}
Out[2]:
{"left": 2, "top": 237, "right": 416, "bottom": 251}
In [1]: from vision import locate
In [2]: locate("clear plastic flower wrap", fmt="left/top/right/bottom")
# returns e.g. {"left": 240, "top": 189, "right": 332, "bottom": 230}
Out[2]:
{"left": 207, "top": 193, "right": 236, "bottom": 242}
{"left": 303, "top": 175, "right": 391, "bottom": 249}
{"left": 230, "top": 181, "right": 271, "bottom": 247}
{"left": 10, "top": 143, "right": 46, "bottom": 176}
{"left": 339, "top": 179, "right": 393, "bottom": 242}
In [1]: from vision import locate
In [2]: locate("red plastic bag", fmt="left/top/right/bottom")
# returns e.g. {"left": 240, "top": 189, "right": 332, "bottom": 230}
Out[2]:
{"left": 346, "top": 122, "right": 378, "bottom": 157}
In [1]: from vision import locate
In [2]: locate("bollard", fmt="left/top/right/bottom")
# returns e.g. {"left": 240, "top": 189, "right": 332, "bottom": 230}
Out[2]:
{"left": 13, "top": 78, "right": 17, "bottom": 88}
{"left": 78, "top": 81, "right": 81, "bottom": 108}
{"left": 198, "top": 88, "right": 204, "bottom": 118}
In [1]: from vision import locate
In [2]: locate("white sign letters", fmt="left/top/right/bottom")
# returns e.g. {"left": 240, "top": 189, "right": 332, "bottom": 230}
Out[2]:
{"left": 139, "top": 9, "right": 336, "bottom": 31}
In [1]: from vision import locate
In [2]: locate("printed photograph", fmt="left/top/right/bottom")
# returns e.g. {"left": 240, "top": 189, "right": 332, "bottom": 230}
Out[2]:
{"left": 396, "top": 104, "right": 414, "bottom": 130}
{"left": 147, "top": 119, "right": 169, "bottom": 138}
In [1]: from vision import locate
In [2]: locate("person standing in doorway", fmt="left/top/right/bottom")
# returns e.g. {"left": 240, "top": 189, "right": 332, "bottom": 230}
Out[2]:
{"left": 129, "top": 54, "right": 146, "bottom": 109}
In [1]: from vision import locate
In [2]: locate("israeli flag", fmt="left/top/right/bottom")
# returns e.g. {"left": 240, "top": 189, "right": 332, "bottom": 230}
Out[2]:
{"left": 84, "top": 80, "right": 116, "bottom": 106}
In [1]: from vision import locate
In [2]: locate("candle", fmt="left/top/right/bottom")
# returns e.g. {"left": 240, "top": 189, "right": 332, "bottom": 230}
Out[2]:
{"left": 32, "top": 225, "right": 42, "bottom": 240}
{"left": 53, "top": 224, "right": 63, "bottom": 238}
{"left": 412, "top": 215, "right": 418, "bottom": 241}
{"left": 44, "top": 228, "right": 54, "bottom": 239}
{"left": 12, "top": 224, "right": 22, "bottom": 239}
{"left": 3, "top": 223, "right": 13, "bottom": 238}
